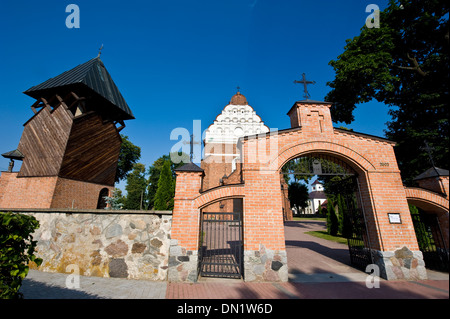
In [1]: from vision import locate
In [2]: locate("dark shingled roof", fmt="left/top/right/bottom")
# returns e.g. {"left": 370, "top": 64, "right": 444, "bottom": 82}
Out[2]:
{"left": 174, "top": 162, "right": 204, "bottom": 173}
{"left": 414, "top": 167, "right": 449, "bottom": 181}
{"left": 23, "top": 57, "right": 134, "bottom": 121}
{"left": 309, "top": 191, "right": 327, "bottom": 200}
{"left": 1, "top": 149, "right": 24, "bottom": 160}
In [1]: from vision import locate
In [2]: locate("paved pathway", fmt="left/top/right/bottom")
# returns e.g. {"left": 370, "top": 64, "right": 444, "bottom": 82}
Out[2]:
{"left": 18, "top": 220, "right": 449, "bottom": 299}
{"left": 20, "top": 269, "right": 167, "bottom": 299}
{"left": 284, "top": 219, "right": 366, "bottom": 280}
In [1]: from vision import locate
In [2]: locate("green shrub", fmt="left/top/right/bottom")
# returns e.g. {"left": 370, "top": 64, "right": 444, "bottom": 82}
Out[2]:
{"left": 0, "top": 212, "right": 42, "bottom": 299}
{"left": 326, "top": 199, "right": 338, "bottom": 236}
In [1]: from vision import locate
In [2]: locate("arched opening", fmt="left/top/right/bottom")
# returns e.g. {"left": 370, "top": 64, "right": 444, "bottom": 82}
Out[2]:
{"left": 407, "top": 199, "right": 449, "bottom": 273}
{"left": 96, "top": 188, "right": 109, "bottom": 209}
{"left": 280, "top": 152, "right": 375, "bottom": 277}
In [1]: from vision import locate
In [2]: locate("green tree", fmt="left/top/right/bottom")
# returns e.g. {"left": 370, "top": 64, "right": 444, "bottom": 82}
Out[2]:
{"left": 147, "top": 152, "right": 189, "bottom": 209}
{"left": 0, "top": 212, "right": 42, "bottom": 299}
{"left": 124, "top": 163, "right": 147, "bottom": 210}
{"left": 326, "top": 198, "right": 338, "bottom": 236}
{"left": 104, "top": 188, "right": 125, "bottom": 210}
{"left": 116, "top": 135, "right": 141, "bottom": 183}
{"left": 325, "top": 0, "right": 449, "bottom": 184}
{"left": 317, "top": 203, "right": 324, "bottom": 216}
{"left": 153, "top": 160, "right": 174, "bottom": 210}
{"left": 336, "top": 194, "right": 353, "bottom": 238}
{"left": 288, "top": 182, "right": 309, "bottom": 212}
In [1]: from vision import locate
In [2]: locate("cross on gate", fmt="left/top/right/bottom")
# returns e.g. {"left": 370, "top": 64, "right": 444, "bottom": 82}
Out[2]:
{"left": 294, "top": 73, "right": 316, "bottom": 100}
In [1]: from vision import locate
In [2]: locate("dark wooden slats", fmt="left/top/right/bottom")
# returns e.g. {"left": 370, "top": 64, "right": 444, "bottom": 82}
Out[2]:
{"left": 59, "top": 112, "right": 121, "bottom": 185}
{"left": 17, "top": 104, "right": 73, "bottom": 177}
{"left": 18, "top": 94, "right": 121, "bottom": 186}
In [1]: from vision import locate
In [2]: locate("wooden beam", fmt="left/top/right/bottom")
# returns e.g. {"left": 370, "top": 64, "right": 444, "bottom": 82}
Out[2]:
{"left": 55, "top": 94, "right": 71, "bottom": 111}
{"left": 115, "top": 120, "right": 126, "bottom": 132}
{"left": 40, "top": 97, "right": 51, "bottom": 108}
{"left": 70, "top": 92, "right": 82, "bottom": 100}
{"left": 66, "top": 91, "right": 86, "bottom": 110}
{"left": 30, "top": 99, "right": 42, "bottom": 114}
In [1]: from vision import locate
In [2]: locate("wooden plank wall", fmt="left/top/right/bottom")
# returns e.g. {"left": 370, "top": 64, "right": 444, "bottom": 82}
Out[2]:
{"left": 17, "top": 105, "right": 73, "bottom": 177}
{"left": 59, "top": 112, "right": 122, "bottom": 186}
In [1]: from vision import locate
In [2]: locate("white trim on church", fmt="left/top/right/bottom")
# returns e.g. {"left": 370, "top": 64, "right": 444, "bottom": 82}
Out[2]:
{"left": 204, "top": 103, "right": 269, "bottom": 144}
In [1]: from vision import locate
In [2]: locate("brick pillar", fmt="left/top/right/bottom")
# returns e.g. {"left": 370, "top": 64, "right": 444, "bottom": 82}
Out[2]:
{"left": 361, "top": 171, "right": 427, "bottom": 280}
{"left": 168, "top": 164, "right": 204, "bottom": 282}
{"left": 242, "top": 169, "right": 288, "bottom": 282}
{"left": 287, "top": 101, "right": 333, "bottom": 133}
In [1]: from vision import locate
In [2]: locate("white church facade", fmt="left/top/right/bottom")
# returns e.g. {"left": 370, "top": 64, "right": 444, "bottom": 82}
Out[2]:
{"left": 294, "top": 179, "right": 328, "bottom": 215}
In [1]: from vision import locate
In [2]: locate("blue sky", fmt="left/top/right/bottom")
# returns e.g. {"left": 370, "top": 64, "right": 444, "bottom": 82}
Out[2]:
{"left": 0, "top": 0, "right": 391, "bottom": 189}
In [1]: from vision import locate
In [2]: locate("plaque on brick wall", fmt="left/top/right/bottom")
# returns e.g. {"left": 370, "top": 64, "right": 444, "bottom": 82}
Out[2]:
{"left": 388, "top": 213, "right": 402, "bottom": 224}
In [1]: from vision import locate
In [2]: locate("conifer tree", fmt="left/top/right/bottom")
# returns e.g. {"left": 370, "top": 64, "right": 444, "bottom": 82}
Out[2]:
{"left": 124, "top": 163, "right": 147, "bottom": 210}
{"left": 153, "top": 160, "right": 174, "bottom": 210}
{"left": 326, "top": 198, "right": 338, "bottom": 236}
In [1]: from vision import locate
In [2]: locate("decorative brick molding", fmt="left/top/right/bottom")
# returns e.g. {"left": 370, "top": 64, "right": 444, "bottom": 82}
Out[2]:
{"left": 405, "top": 187, "right": 449, "bottom": 213}
{"left": 195, "top": 184, "right": 245, "bottom": 209}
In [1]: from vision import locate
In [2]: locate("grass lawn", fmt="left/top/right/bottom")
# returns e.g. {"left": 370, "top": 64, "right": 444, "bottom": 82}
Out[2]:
{"left": 304, "top": 230, "right": 349, "bottom": 245}
{"left": 291, "top": 217, "right": 348, "bottom": 245}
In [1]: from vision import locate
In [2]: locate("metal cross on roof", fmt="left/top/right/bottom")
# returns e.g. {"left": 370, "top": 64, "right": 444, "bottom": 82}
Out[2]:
{"left": 97, "top": 44, "right": 104, "bottom": 58}
{"left": 294, "top": 73, "right": 316, "bottom": 100}
{"left": 420, "top": 140, "right": 436, "bottom": 168}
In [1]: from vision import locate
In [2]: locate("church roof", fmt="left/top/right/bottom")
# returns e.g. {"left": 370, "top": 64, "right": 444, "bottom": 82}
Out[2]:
{"left": 230, "top": 91, "right": 248, "bottom": 105}
{"left": 312, "top": 179, "right": 322, "bottom": 186}
{"left": 23, "top": 57, "right": 134, "bottom": 121}
{"left": 309, "top": 191, "right": 327, "bottom": 200}
{"left": 414, "top": 167, "right": 449, "bottom": 181}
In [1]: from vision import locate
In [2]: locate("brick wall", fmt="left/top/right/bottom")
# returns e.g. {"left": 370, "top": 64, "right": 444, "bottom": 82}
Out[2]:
{"left": 0, "top": 172, "right": 113, "bottom": 209}
{"left": 0, "top": 172, "right": 57, "bottom": 209}
{"left": 417, "top": 176, "right": 449, "bottom": 197}
{"left": 51, "top": 177, "right": 113, "bottom": 209}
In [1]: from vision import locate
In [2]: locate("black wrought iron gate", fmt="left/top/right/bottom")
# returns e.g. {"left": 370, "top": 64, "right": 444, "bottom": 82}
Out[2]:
{"left": 199, "top": 211, "right": 243, "bottom": 279}
{"left": 342, "top": 179, "right": 374, "bottom": 271}
{"left": 411, "top": 211, "right": 449, "bottom": 272}
{"left": 346, "top": 207, "right": 374, "bottom": 270}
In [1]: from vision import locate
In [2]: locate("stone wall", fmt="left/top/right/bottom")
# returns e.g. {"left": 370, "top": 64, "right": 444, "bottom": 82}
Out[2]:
{"left": 244, "top": 245, "right": 288, "bottom": 282}
{"left": 13, "top": 209, "right": 172, "bottom": 281}
{"left": 373, "top": 246, "right": 427, "bottom": 281}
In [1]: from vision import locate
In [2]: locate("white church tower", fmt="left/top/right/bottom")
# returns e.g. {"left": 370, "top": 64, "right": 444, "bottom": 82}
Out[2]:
{"left": 304, "top": 179, "right": 327, "bottom": 214}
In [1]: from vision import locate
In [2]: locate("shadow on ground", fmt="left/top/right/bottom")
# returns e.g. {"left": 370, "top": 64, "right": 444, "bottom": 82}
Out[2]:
{"left": 20, "top": 279, "right": 104, "bottom": 299}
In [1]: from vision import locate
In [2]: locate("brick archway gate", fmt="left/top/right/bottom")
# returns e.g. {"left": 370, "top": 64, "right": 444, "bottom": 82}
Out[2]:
{"left": 405, "top": 187, "right": 449, "bottom": 272}
{"left": 169, "top": 100, "right": 430, "bottom": 282}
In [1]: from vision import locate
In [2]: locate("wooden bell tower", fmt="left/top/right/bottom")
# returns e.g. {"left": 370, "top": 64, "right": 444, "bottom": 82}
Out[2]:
{"left": 0, "top": 57, "right": 134, "bottom": 209}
